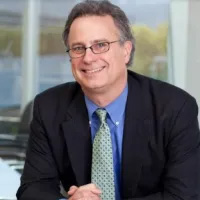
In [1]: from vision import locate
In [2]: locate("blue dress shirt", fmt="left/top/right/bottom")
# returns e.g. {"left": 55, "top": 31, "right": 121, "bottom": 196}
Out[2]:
{"left": 84, "top": 84, "right": 128, "bottom": 200}
{"left": 59, "top": 84, "right": 128, "bottom": 200}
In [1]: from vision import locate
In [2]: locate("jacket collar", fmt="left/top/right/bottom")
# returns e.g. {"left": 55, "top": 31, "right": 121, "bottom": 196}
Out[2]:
{"left": 62, "top": 71, "right": 151, "bottom": 198}
{"left": 62, "top": 88, "right": 92, "bottom": 186}
{"left": 121, "top": 71, "right": 151, "bottom": 198}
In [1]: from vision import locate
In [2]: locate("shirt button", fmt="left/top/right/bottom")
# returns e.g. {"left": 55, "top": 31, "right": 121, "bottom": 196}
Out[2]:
{"left": 116, "top": 121, "right": 119, "bottom": 126}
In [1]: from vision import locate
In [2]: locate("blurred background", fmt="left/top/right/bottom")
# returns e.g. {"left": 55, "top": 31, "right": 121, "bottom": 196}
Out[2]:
{"left": 0, "top": 0, "right": 199, "bottom": 199}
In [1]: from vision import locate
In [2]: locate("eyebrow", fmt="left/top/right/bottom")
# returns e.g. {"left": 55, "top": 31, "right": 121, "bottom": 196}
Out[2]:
{"left": 71, "top": 42, "right": 85, "bottom": 47}
{"left": 92, "top": 39, "right": 108, "bottom": 43}
{"left": 71, "top": 38, "right": 109, "bottom": 47}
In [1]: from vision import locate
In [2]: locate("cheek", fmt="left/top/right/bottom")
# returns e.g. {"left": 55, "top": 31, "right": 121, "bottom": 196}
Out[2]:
{"left": 70, "top": 63, "right": 80, "bottom": 79}
{"left": 102, "top": 50, "right": 118, "bottom": 66}
{"left": 71, "top": 64, "right": 76, "bottom": 73}
{"left": 112, "top": 48, "right": 125, "bottom": 61}
{"left": 71, "top": 60, "right": 80, "bottom": 71}
{"left": 109, "top": 53, "right": 125, "bottom": 69}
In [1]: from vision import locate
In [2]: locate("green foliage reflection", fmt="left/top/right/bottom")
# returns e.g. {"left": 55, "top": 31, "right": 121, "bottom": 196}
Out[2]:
{"left": 0, "top": 23, "right": 168, "bottom": 81}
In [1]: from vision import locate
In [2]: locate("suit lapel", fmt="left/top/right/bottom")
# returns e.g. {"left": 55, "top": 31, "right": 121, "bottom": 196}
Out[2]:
{"left": 60, "top": 72, "right": 151, "bottom": 196}
{"left": 121, "top": 72, "right": 151, "bottom": 198}
{"left": 62, "top": 89, "right": 92, "bottom": 186}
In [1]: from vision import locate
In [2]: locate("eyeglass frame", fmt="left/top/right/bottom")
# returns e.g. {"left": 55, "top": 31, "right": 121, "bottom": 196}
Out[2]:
{"left": 66, "top": 40, "right": 121, "bottom": 58}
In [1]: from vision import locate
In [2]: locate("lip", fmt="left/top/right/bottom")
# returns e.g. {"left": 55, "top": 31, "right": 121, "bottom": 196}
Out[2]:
{"left": 82, "top": 66, "right": 105, "bottom": 74}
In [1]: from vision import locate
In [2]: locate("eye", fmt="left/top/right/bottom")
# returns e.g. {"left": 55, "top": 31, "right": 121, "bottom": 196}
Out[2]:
{"left": 72, "top": 46, "right": 85, "bottom": 54}
{"left": 92, "top": 42, "right": 108, "bottom": 52}
{"left": 96, "top": 42, "right": 107, "bottom": 48}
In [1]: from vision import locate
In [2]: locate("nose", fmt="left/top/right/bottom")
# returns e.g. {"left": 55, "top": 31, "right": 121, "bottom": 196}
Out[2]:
{"left": 82, "top": 48, "right": 97, "bottom": 64}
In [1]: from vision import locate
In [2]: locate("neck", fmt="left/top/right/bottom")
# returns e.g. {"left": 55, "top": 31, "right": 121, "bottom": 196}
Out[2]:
{"left": 83, "top": 73, "right": 128, "bottom": 107}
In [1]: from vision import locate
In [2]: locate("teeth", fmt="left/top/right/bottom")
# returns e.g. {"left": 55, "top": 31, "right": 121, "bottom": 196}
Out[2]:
{"left": 85, "top": 67, "right": 104, "bottom": 74}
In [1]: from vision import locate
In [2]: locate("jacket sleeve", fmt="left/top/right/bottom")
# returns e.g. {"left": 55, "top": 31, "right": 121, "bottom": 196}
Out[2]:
{"left": 128, "top": 96, "right": 200, "bottom": 200}
{"left": 16, "top": 96, "right": 65, "bottom": 200}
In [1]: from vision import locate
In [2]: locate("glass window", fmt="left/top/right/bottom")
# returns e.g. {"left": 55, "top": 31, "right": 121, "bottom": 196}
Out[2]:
{"left": 115, "top": 0, "right": 170, "bottom": 82}
{"left": 0, "top": 0, "right": 170, "bottom": 199}
{"left": 0, "top": 0, "right": 25, "bottom": 198}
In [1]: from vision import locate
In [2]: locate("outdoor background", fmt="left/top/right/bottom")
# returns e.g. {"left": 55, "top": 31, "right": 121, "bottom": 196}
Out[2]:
{"left": 0, "top": 0, "right": 199, "bottom": 199}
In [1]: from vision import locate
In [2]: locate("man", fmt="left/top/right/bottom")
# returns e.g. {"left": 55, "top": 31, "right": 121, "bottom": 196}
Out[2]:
{"left": 17, "top": 0, "right": 200, "bottom": 200}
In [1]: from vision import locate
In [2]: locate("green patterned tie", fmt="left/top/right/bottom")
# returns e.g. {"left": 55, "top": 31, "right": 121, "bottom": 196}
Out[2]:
{"left": 91, "top": 108, "right": 115, "bottom": 200}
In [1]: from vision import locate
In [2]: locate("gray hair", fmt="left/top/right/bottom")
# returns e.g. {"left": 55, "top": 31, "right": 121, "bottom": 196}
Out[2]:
{"left": 62, "top": 0, "right": 135, "bottom": 66}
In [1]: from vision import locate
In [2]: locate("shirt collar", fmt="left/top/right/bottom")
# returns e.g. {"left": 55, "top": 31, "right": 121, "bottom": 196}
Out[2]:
{"left": 84, "top": 84, "right": 128, "bottom": 124}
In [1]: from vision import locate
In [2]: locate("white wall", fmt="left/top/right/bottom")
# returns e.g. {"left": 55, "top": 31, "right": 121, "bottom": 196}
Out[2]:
{"left": 170, "top": 0, "right": 200, "bottom": 122}
{"left": 186, "top": 1, "right": 200, "bottom": 122}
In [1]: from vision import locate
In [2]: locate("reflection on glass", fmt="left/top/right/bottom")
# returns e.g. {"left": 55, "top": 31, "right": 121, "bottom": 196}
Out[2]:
{"left": 0, "top": 0, "right": 169, "bottom": 199}
{"left": 131, "top": 23, "right": 168, "bottom": 82}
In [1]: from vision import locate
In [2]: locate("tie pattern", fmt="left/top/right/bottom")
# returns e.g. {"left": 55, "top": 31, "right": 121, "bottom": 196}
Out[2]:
{"left": 91, "top": 108, "right": 115, "bottom": 200}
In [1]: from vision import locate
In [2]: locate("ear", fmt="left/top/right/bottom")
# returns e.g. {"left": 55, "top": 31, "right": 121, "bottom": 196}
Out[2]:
{"left": 123, "top": 41, "right": 133, "bottom": 64}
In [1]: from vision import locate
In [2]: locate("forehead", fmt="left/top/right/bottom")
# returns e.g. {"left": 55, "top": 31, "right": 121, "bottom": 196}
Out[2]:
{"left": 68, "top": 15, "right": 120, "bottom": 45}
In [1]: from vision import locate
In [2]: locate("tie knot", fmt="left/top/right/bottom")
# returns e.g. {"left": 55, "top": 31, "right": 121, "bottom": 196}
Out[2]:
{"left": 95, "top": 108, "right": 107, "bottom": 123}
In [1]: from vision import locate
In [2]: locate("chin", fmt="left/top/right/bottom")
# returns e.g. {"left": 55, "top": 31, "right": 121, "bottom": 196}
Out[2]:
{"left": 83, "top": 83, "right": 106, "bottom": 92}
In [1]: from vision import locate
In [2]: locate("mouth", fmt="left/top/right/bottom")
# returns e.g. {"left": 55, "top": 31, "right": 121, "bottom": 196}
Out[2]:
{"left": 82, "top": 66, "right": 105, "bottom": 74}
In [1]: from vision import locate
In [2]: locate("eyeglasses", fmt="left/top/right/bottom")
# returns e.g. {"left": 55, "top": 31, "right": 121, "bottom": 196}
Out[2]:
{"left": 66, "top": 40, "right": 120, "bottom": 58}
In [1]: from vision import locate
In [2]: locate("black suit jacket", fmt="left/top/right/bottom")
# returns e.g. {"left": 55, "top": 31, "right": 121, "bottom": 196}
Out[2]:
{"left": 17, "top": 70, "right": 200, "bottom": 200}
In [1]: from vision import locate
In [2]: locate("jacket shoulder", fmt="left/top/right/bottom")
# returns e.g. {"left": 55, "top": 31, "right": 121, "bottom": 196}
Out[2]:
{"left": 35, "top": 82, "right": 80, "bottom": 104}
{"left": 128, "top": 70, "right": 196, "bottom": 103}
{"left": 31, "top": 82, "right": 83, "bottom": 119}
{"left": 128, "top": 70, "right": 198, "bottom": 115}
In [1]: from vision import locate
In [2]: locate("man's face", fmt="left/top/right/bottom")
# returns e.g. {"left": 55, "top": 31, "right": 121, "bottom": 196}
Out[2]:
{"left": 68, "top": 15, "right": 132, "bottom": 94}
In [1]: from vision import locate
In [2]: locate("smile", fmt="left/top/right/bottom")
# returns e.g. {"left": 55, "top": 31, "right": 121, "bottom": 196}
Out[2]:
{"left": 83, "top": 66, "right": 105, "bottom": 74}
